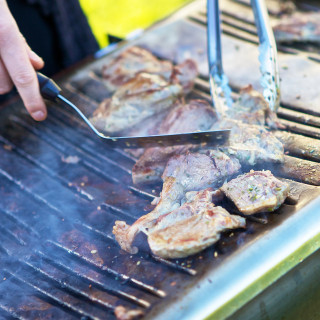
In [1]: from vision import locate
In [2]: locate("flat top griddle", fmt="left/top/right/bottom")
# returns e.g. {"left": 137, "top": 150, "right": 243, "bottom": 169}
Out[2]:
{"left": 0, "top": 1, "right": 320, "bottom": 319}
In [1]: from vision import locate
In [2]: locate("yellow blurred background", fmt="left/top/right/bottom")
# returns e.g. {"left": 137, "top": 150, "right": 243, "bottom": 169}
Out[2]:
{"left": 79, "top": 0, "right": 191, "bottom": 48}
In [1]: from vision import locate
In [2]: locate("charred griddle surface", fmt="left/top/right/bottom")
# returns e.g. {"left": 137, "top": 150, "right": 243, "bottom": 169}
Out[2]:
{"left": 1, "top": 1, "right": 320, "bottom": 319}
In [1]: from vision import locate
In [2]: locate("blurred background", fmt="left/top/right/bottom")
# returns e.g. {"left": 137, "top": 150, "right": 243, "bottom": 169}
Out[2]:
{"left": 79, "top": 0, "right": 191, "bottom": 48}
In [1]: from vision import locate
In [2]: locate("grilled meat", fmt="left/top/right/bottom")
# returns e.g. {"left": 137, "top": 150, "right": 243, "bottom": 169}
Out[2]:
{"left": 209, "top": 85, "right": 284, "bottom": 165}
{"left": 229, "top": 85, "right": 282, "bottom": 129}
{"left": 101, "top": 46, "right": 198, "bottom": 94}
{"left": 273, "top": 12, "right": 320, "bottom": 44}
{"left": 113, "top": 151, "right": 241, "bottom": 254}
{"left": 221, "top": 170, "right": 289, "bottom": 215}
{"left": 132, "top": 86, "right": 284, "bottom": 185}
{"left": 212, "top": 119, "right": 284, "bottom": 166}
{"left": 148, "top": 204, "right": 245, "bottom": 259}
{"left": 150, "top": 188, "right": 226, "bottom": 232}
{"left": 162, "top": 150, "right": 241, "bottom": 199}
{"left": 113, "top": 176, "right": 184, "bottom": 254}
{"left": 89, "top": 73, "right": 183, "bottom": 133}
{"left": 132, "top": 99, "right": 217, "bottom": 184}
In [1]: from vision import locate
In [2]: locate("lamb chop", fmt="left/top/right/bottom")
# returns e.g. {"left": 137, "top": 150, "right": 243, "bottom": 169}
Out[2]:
{"left": 132, "top": 99, "right": 217, "bottom": 184}
{"left": 101, "top": 46, "right": 198, "bottom": 94}
{"left": 147, "top": 188, "right": 245, "bottom": 259}
{"left": 89, "top": 73, "right": 183, "bottom": 134}
{"left": 220, "top": 170, "right": 290, "bottom": 215}
{"left": 113, "top": 151, "right": 241, "bottom": 254}
{"left": 209, "top": 85, "right": 284, "bottom": 165}
{"left": 228, "top": 85, "right": 282, "bottom": 129}
{"left": 212, "top": 119, "right": 284, "bottom": 166}
{"left": 150, "top": 188, "right": 225, "bottom": 232}
{"left": 148, "top": 203, "right": 246, "bottom": 259}
{"left": 273, "top": 12, "right": 320, "bottom": 44}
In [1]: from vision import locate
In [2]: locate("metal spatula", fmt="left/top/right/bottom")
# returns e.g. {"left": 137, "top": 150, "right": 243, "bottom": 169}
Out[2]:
{"left": 37, "top": 73, "right": 230, "bottom": 149}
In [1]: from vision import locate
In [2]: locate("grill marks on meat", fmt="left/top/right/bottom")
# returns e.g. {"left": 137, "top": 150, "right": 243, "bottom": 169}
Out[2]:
{"left": 213, "top": 119, "right": 284, "bottom": 166}
{"left": 89, "top": 73, "right": 183, "bottom": 133}
{"left": 132, "top": 100, "right": 217, "bottom": 184}
{"left": 89, "top": 47, "right": 199, "bottom": 134}
{"left": 147, "top": 189, "right": 246, "bottom": 259}
{"left": 113, "top": 151, "right": 241, "bottom": 254}
{"left": 161, "top": 151, "right": 241, "bottom": 199}
{"left": 101, "top": 46, "right": 198, "bottom": 94}
{"left": 229, "top": 85, "right": 282, "bottom": 129}
{"left": 273, "top": 12, "right": 320, "bottom": 44}
{"left": 221, "top": 170, "right": 289, "bottom": 215}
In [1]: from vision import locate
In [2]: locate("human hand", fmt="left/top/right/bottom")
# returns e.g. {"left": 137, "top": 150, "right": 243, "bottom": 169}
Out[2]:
{"left": 0, "top": 0, "right": 47, "bottom": 121}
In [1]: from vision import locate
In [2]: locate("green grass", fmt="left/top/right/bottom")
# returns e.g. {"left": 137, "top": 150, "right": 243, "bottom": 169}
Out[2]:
{"left": 79, "top": 0, "right": 191, "bottom": 48}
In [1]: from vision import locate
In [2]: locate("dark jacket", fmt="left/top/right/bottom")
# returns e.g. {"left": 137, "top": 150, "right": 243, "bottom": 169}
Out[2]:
{"left": 8, "top": 0, "right": 99, "bottom": 75}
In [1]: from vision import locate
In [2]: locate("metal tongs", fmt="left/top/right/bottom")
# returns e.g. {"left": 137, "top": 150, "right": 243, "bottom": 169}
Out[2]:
{"left": 207, "top": 0, "right": 280, "bottom": 117}
{"left": 37, "top": 73, "right": 230, "bottom": 149}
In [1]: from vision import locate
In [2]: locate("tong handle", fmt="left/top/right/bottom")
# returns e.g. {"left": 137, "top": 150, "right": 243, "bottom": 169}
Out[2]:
{"left": 207, "top": 0, "right": 223, "bottom": 76}
{"left": 37, "top": 72, "right": 61, "bottom": 101}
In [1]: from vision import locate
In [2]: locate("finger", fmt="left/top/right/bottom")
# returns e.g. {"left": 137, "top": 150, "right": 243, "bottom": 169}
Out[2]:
{"left": 0, "top": 58, "right": 13, "bottom": 94}
{"left": 0, "top": 1, "right": 47, "bottom": 121}
{"left": 28, "top": 48, "right": 45, "bottom": 70}
{"left": 24, "top": 39, "right": 44, "bottom": 70}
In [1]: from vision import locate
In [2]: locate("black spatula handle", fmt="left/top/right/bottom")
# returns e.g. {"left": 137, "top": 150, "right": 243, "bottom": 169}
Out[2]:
{"left": 37, "top": 72, "right": 62, "bottom": 101}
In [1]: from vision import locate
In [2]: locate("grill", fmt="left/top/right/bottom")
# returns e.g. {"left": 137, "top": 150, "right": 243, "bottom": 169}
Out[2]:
{"left": 1, "top": 0, "right": 320, "bottom": 319}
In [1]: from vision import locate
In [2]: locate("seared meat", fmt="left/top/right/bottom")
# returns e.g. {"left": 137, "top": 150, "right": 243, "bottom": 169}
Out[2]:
{"left": 132, "top": 86, "right": 284, "bottom": 184}
{"left": 113, "top": 151, "right": 241, "bottom": 254}
{"left": 90, "top": 73, "right": 183, "bottom": 133}
{"left": 148, "top": 204, "right": 245, "bottom": 259}
{"left": 115, "top": 188, "right": 245, "bottom": 259}
{"left": 221, "top": 170, "right": 289, "bottom": 215}
{"left": 208, "top": 85, "right": 284, "bottom": 166}
{"left": 101, "top": 46, "right": 198, "bottom": 94}
{"left": 162, "top": 150, "right": 241, "bottom": 198}
{"left": 113, "top": 176, "right": 184, "bottom": 254}
{"left": 273, "top": 12, "right": 320, "bottom": 44}
{"left": 212, "top": 119, "right": 284, "bottom": 166}
{"left": 173, "top": 59, "right": 199, "bottom": 94}
{"left": 229, "top": 85, "right": 282, "bottom": 129}
{"left": 184, "top": 188, "right": 224, "bottom": 204}
{"left": 132, "top": 99, "right": 217, "bottom": 184}
{"left": 150, "top": 188, "right": 224, "bottom": 232}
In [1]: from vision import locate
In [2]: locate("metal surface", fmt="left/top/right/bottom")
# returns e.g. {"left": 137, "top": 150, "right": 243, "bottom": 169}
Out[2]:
{"left": 0, "top": 0, "right": 320, "bottom": 319}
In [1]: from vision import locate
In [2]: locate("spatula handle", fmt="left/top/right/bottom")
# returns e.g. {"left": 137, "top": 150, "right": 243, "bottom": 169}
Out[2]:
{"left": 37, "top": 72, "right": 62, "bottom": 101}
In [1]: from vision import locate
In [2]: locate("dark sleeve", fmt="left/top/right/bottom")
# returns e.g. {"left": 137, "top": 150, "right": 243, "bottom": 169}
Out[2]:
{"left": 11, "top": 0, "right": 99, "bottom": 73}
{"left": 52, "top": 0, "right": 100, "bottom": 67}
